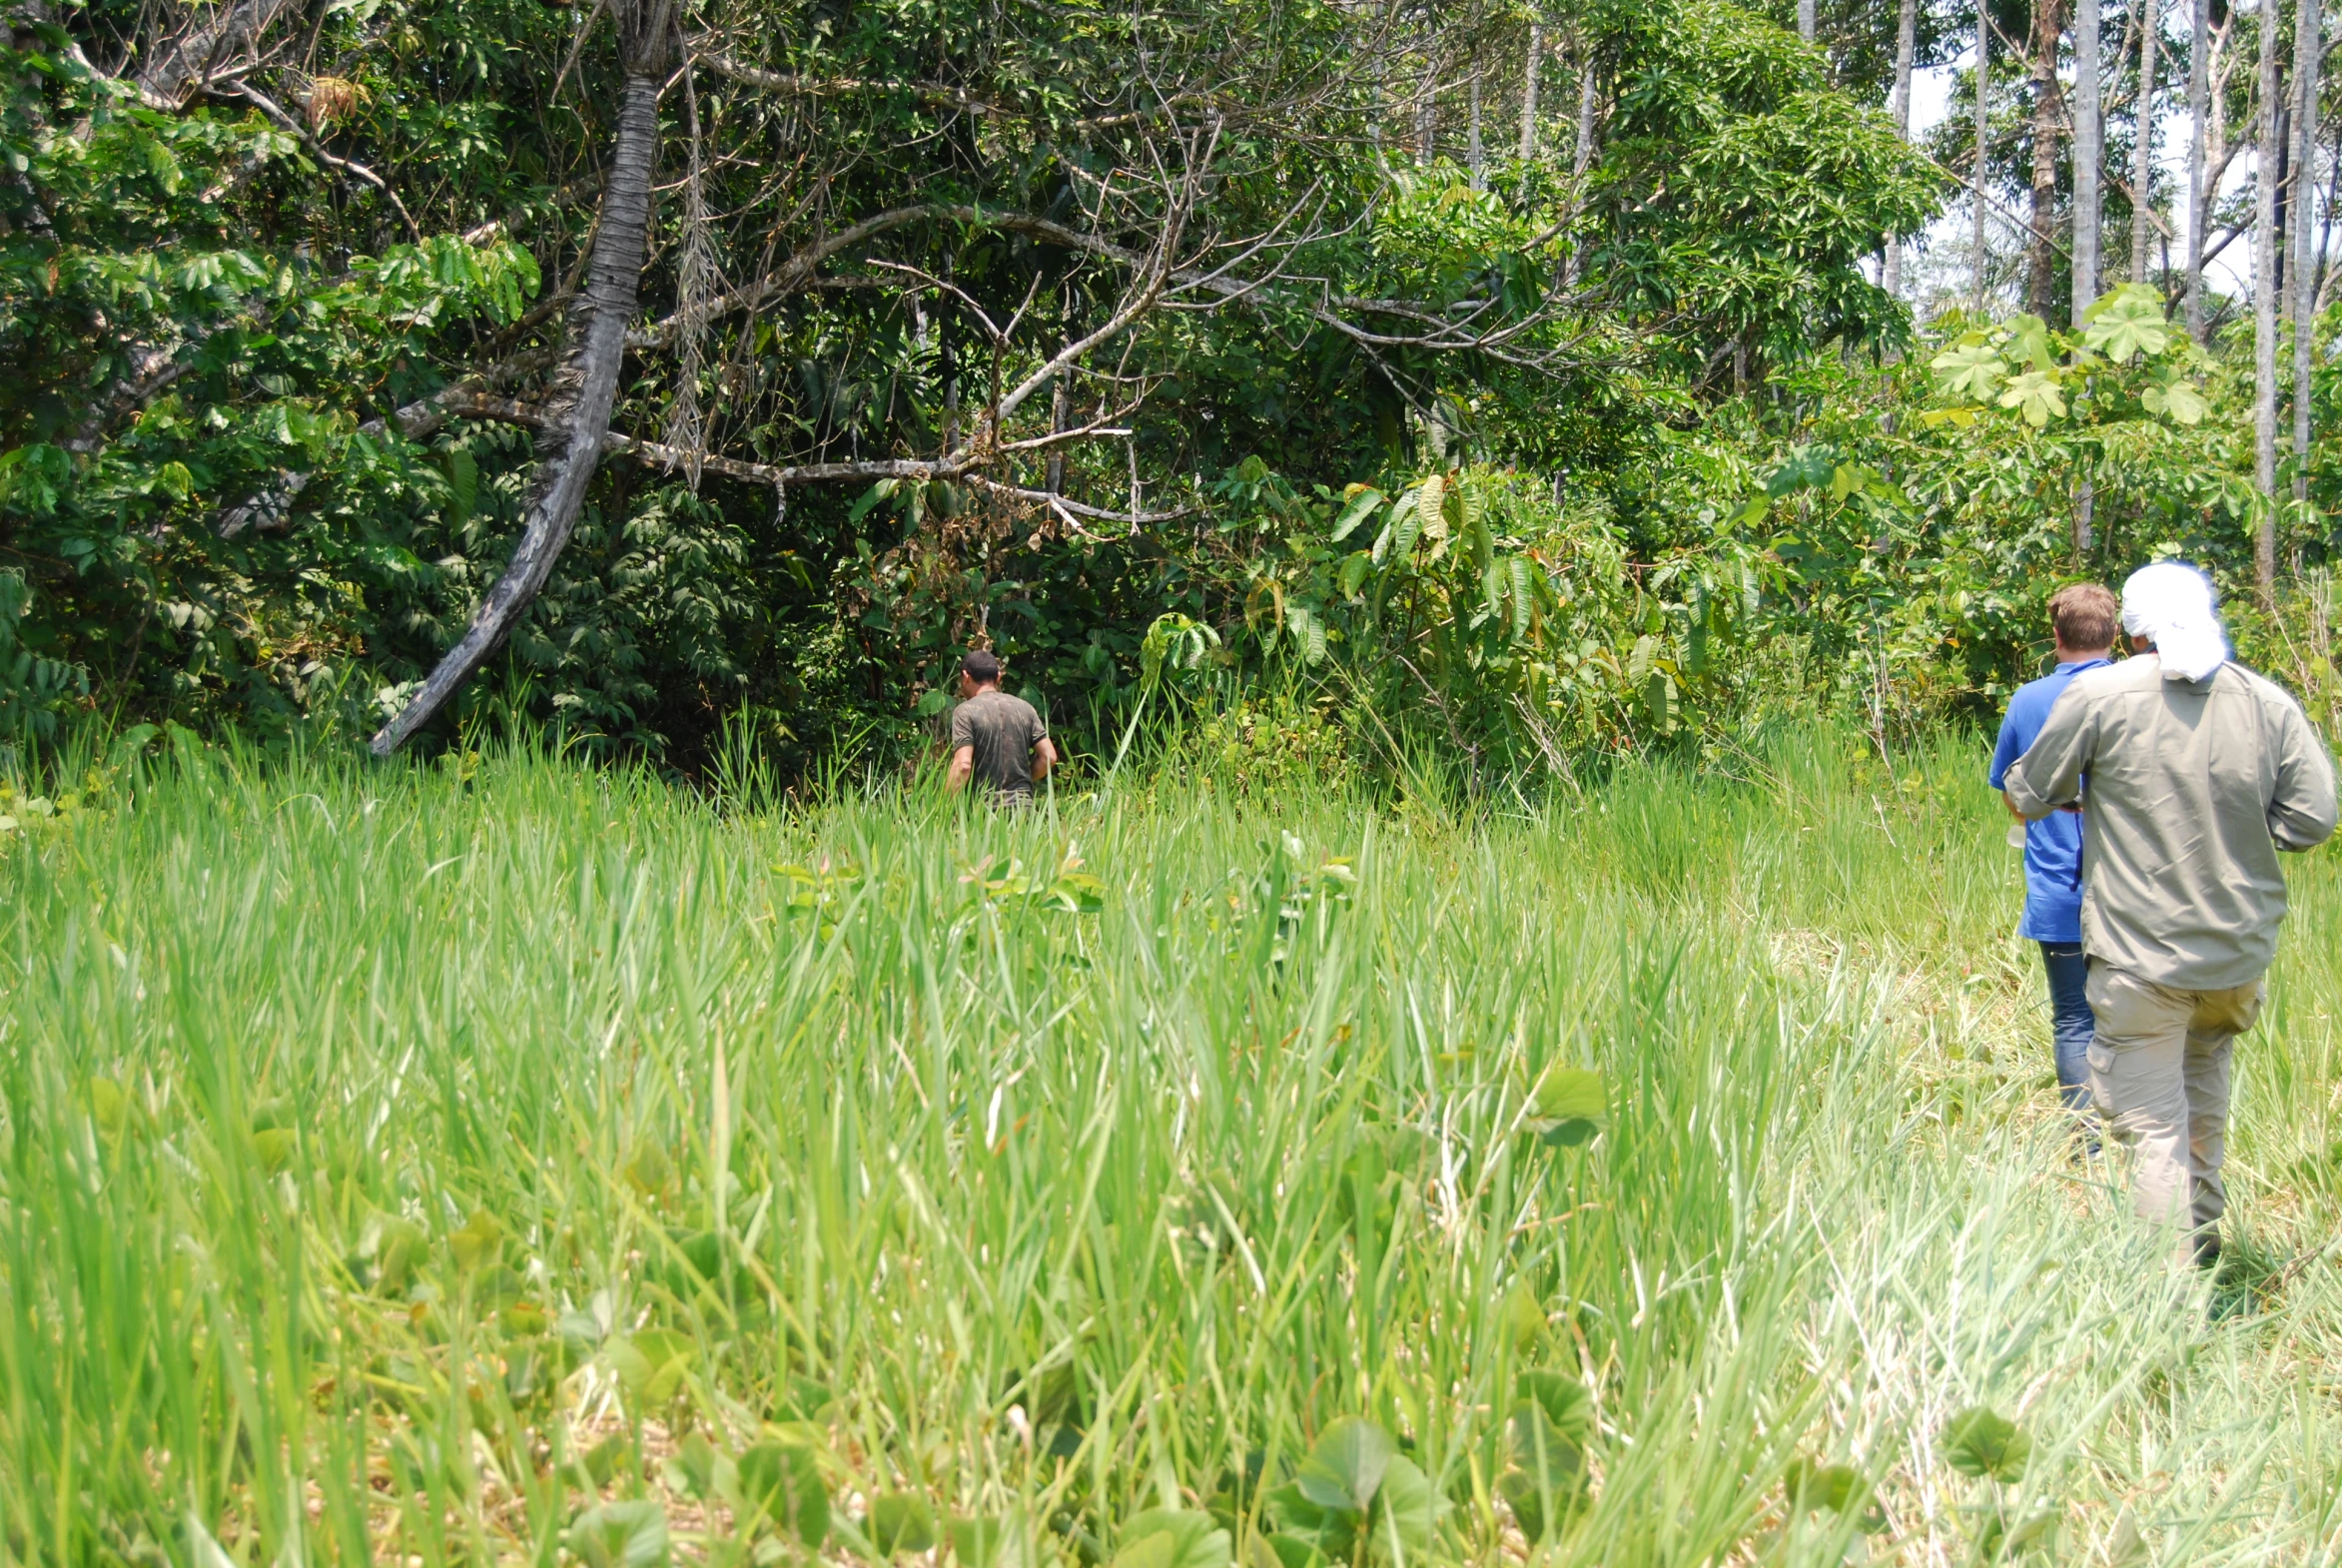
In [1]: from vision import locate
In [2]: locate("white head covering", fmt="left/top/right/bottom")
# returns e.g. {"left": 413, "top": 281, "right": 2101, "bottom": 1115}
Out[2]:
{"left": 2120, "top": 561, "right": 2229, "bottom": 682}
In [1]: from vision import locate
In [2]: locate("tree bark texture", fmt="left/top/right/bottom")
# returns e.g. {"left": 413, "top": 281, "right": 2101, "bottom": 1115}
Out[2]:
{"left": 2294, "top": 0, "right": 2323, "bottom": 496}
{"left": 2188, "top": 0, "right": 2210, "bottom": 337}
{"left": 1565, "top": 37, "right": 1597, "bottom": 287}
{"left": 1885, "top": 0, "right": 1917, "bottom": 296}
{"left": 2076, "top": 0, "right": 2104, "bottom": 314}
{"left": 1975, "top": 2, "right": 1992, "bottom": 309}
{"left": 2030, "top": 0, "right": 2071, "bottom": 319}
{"left": 1799, "top": 0, "right": 1816, "bottom": 45}
{"left": 371, "top": 66, "right": 666, "bottom": 755}
{"left": 2134, "top": 0, "right": 2162, "bottom": 282}
{"left": 2255, "top": 0, "right": 2282, "bottom": 597}
{"left": 1469, "top": 71, "right": 1485, "bottom": 189}
{"left": 1518, "top": 24, "right": 1541, "bottom": 162}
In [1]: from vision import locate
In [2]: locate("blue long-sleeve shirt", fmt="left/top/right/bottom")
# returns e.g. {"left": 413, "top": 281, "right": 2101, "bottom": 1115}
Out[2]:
{"left": 1987, "top": 659, "right": 2109, "bottom": 943}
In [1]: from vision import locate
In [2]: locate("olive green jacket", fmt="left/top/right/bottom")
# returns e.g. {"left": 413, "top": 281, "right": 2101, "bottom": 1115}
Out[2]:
{"left": 2004, "top": 653, "right": 2337, "bottom": 990}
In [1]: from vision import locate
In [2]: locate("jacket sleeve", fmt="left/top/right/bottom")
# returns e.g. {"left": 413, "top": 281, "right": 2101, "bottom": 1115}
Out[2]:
{"left": 2002, "top": 691, "right": 2095, "bottom": 820}
{"left": 2268, "top": 696, "right": 2340, "bottom": 852}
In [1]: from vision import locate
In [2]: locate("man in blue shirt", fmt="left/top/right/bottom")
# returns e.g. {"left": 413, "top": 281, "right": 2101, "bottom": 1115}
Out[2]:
{"left": 1988, "top": 582, "right": 2120, "bottom": 1114}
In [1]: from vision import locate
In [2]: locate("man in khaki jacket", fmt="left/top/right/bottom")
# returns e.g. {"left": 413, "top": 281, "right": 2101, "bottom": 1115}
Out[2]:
{"left": 2004, "top": 562, "right": 2336, "bottom": 1267}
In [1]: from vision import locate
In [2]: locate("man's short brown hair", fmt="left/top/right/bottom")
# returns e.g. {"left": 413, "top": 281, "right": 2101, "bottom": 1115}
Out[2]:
{"left": 2048, "top": 582, "right": 2120, "bottom": 652}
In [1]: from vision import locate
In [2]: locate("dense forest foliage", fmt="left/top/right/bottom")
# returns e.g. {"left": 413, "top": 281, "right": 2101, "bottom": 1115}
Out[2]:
{"left": 2, "top": 0, "right": 2337, "bottom": 784}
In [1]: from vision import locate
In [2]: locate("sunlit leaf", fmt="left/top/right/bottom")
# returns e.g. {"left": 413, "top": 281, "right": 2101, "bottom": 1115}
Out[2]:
{"left": 1929, "top": 342, "right": 2005, "bottom": 401}
{"left": 1295, "top": 1415, "right": 1393, "bottom": 1515}
{"left": 2080, "top": 283, "right": 2172, "bottom": 362}
{"left": 1996, "top": 370, "right": 2066, "bottom": 427}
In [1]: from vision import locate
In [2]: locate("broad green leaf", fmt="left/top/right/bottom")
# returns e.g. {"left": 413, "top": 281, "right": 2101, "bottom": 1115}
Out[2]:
{"left": 1117, "top": 1509, "right": 1230, "bottom": 1568}
{"left": 869, "top": 1493, "right": 937, "bottom": 1555}
{"left": 660, "top": 1430, "right": 724, "bottom": 1500}
{"left": 1387, "top": 493, "right": 1424, "bottom": 563}
{"left": 566, "top": 1501, "right": 670, "bottom": 1568}
{"left": 1996, "top": 370, "right": 2066, "bottom": 427}
{"left": 357, "top": 1212, "right": 427, "bottom": 1294}
{"left": 605, "top": 1327, "right": 695, "bottom": 1405}
{"left": 1113, "top": 1535, "right": 1175, "bottom": 1568}
{"left": 1502, "top": 1281, "right": 1546, "bottom": 1352}
{"left": 1295, "top": 1415, "right": 1394, "bottom": 1515}
{"left": 2144, "top": 377, "right": 2208, "bottom": 424}
{"left": 1527, "top": 1066, "right": 1607, "bottom": 1146}
{"left": 1626, "top": 633, "right": 1657, "bottom": 687}
{"left": 735, "top": 1439, "right": 828, "bottom": 1543}
{"left": 1368, "top": 1454, "right": 1435, "bottom": 1560}
{"left": 1514, "top": 1371, "right": 1594, "bottom": 1441}
{"left": 449, "top": 1208, "right": 503, "bottom": 1270}
{"left": 1782, "top": 1459, "right": 1883, "bottom": 1532}
{"left": 87, "top": 1076, "right": 126, "bottom": 1135}
{"left": 2006, "top": 314, "right": 2058, "bottom": 372}
{"left": 847, "top": 478, "right": 898, "bottom": 524}
{"left": 1330, "top": 487, "right": 1382, "bottom": 542}
{"left": 1415, "top": 473, "right": 1446, "bottom": 541}
{"left": 251, "top": 1127, "right": 297, "bottom": 1173}
{"left": 2081, "top": 283, "right": 2172, "bottom": 362}
{"left": 949, "top": 1515, "right": 1031, "bottom": 1568}
{"left": 1929, "top": 342, "right": 2005, "bottom": 401}
{"left": 1941, "top": 1406, "right": 2029, "bottom": 1481}
{"left": 623, "top": 1140, "right": 672, "bottom": 1196}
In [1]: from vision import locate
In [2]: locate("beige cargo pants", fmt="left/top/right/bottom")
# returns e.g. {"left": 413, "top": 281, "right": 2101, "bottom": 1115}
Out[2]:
{"left": 2084, "top": 963, "right": 2264, "bottom": 1238}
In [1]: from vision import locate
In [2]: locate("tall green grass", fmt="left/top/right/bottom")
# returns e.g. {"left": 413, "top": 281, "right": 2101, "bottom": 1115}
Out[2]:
{"left": 1, "top": 728, "right": 2338, "bottom": 1566}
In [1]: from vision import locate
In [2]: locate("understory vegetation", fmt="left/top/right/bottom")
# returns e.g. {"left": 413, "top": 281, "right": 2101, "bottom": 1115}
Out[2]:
{"left": 6, "top": 0, "right": 2338, "bottom": 783}
{"left": 4, "top": 729, "right": 2341, "bottom": 1564}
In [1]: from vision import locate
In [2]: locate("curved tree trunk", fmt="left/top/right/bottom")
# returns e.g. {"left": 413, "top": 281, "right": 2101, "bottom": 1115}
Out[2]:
{"left": 371, "top": 65, "right": 665, "bottom": 755}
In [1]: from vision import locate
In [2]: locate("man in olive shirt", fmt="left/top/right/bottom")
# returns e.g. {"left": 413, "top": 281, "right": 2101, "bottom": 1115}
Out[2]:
{"left": 946, "top": 650, "right": 1056, "bottom": 803}
{"left": 2004, "top": 562, "right": 2336, "bottom": 1266}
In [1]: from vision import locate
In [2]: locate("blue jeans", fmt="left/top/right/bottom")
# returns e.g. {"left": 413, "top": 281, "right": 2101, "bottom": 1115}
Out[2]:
{"left": 2040, "top": 943, "right": 2095, "bottom": 1113}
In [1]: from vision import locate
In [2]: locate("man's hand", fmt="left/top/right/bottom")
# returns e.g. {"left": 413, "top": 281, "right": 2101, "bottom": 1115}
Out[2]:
{"left": 948, "top": 745, "right": 974, "bottom": 793}
{"left": 2002, "top": 789, "right": 2023, "bottom": 822}
{"left": 1030, "top": 735, "right": 1058, "bottom": 784}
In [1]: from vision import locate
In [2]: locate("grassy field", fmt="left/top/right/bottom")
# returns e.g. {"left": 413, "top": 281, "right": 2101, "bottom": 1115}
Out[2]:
{"left": 3, "top": 729, "right": 2340, "bottom": 1568}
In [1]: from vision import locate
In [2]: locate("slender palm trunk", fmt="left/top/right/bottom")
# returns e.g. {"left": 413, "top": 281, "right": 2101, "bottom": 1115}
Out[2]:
{"left": 2134, "top": 0, "right": 2161, "bottom": 282}
{"left": 1417, "top": 52, "right": 1438, "bottom": 166}
{"left": 372, "top": 63, "right": 666, "bottom": 754}
{"left": 2295, "top": 0, "right": 2323, "bottom": 497}
{"left": 2074, "top": 0, "right": 2103, "bottom": 557}
{"left": 1799, "top": 0, "right": 1816, "bottom": 44}
{"left": 1564, "top": 35, "right": 1597, "bottom": 286}
{"left": 1886, "top": 0, "right": 1918, "bottom": 296}
{"left": 2030, "top": 0, "right": 2072, "bottom": 319}
{"left": 2255, "top": 0, "right": 2282, "bottom": 598}
{"left": 2076, "top": 0, "right": 2104, "bottom": 313}
{"left": 1519, "top": 23, "right": 1540, "bottom": 159}
{"left": 1469, "top": 71, "right": 1485, "bottom": 189}
{"left": 2188, "top": 0, "right": 2210, "bottom": 337}
{"left": 1974, "top": 1, "right": 1992, "bottom": 310}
